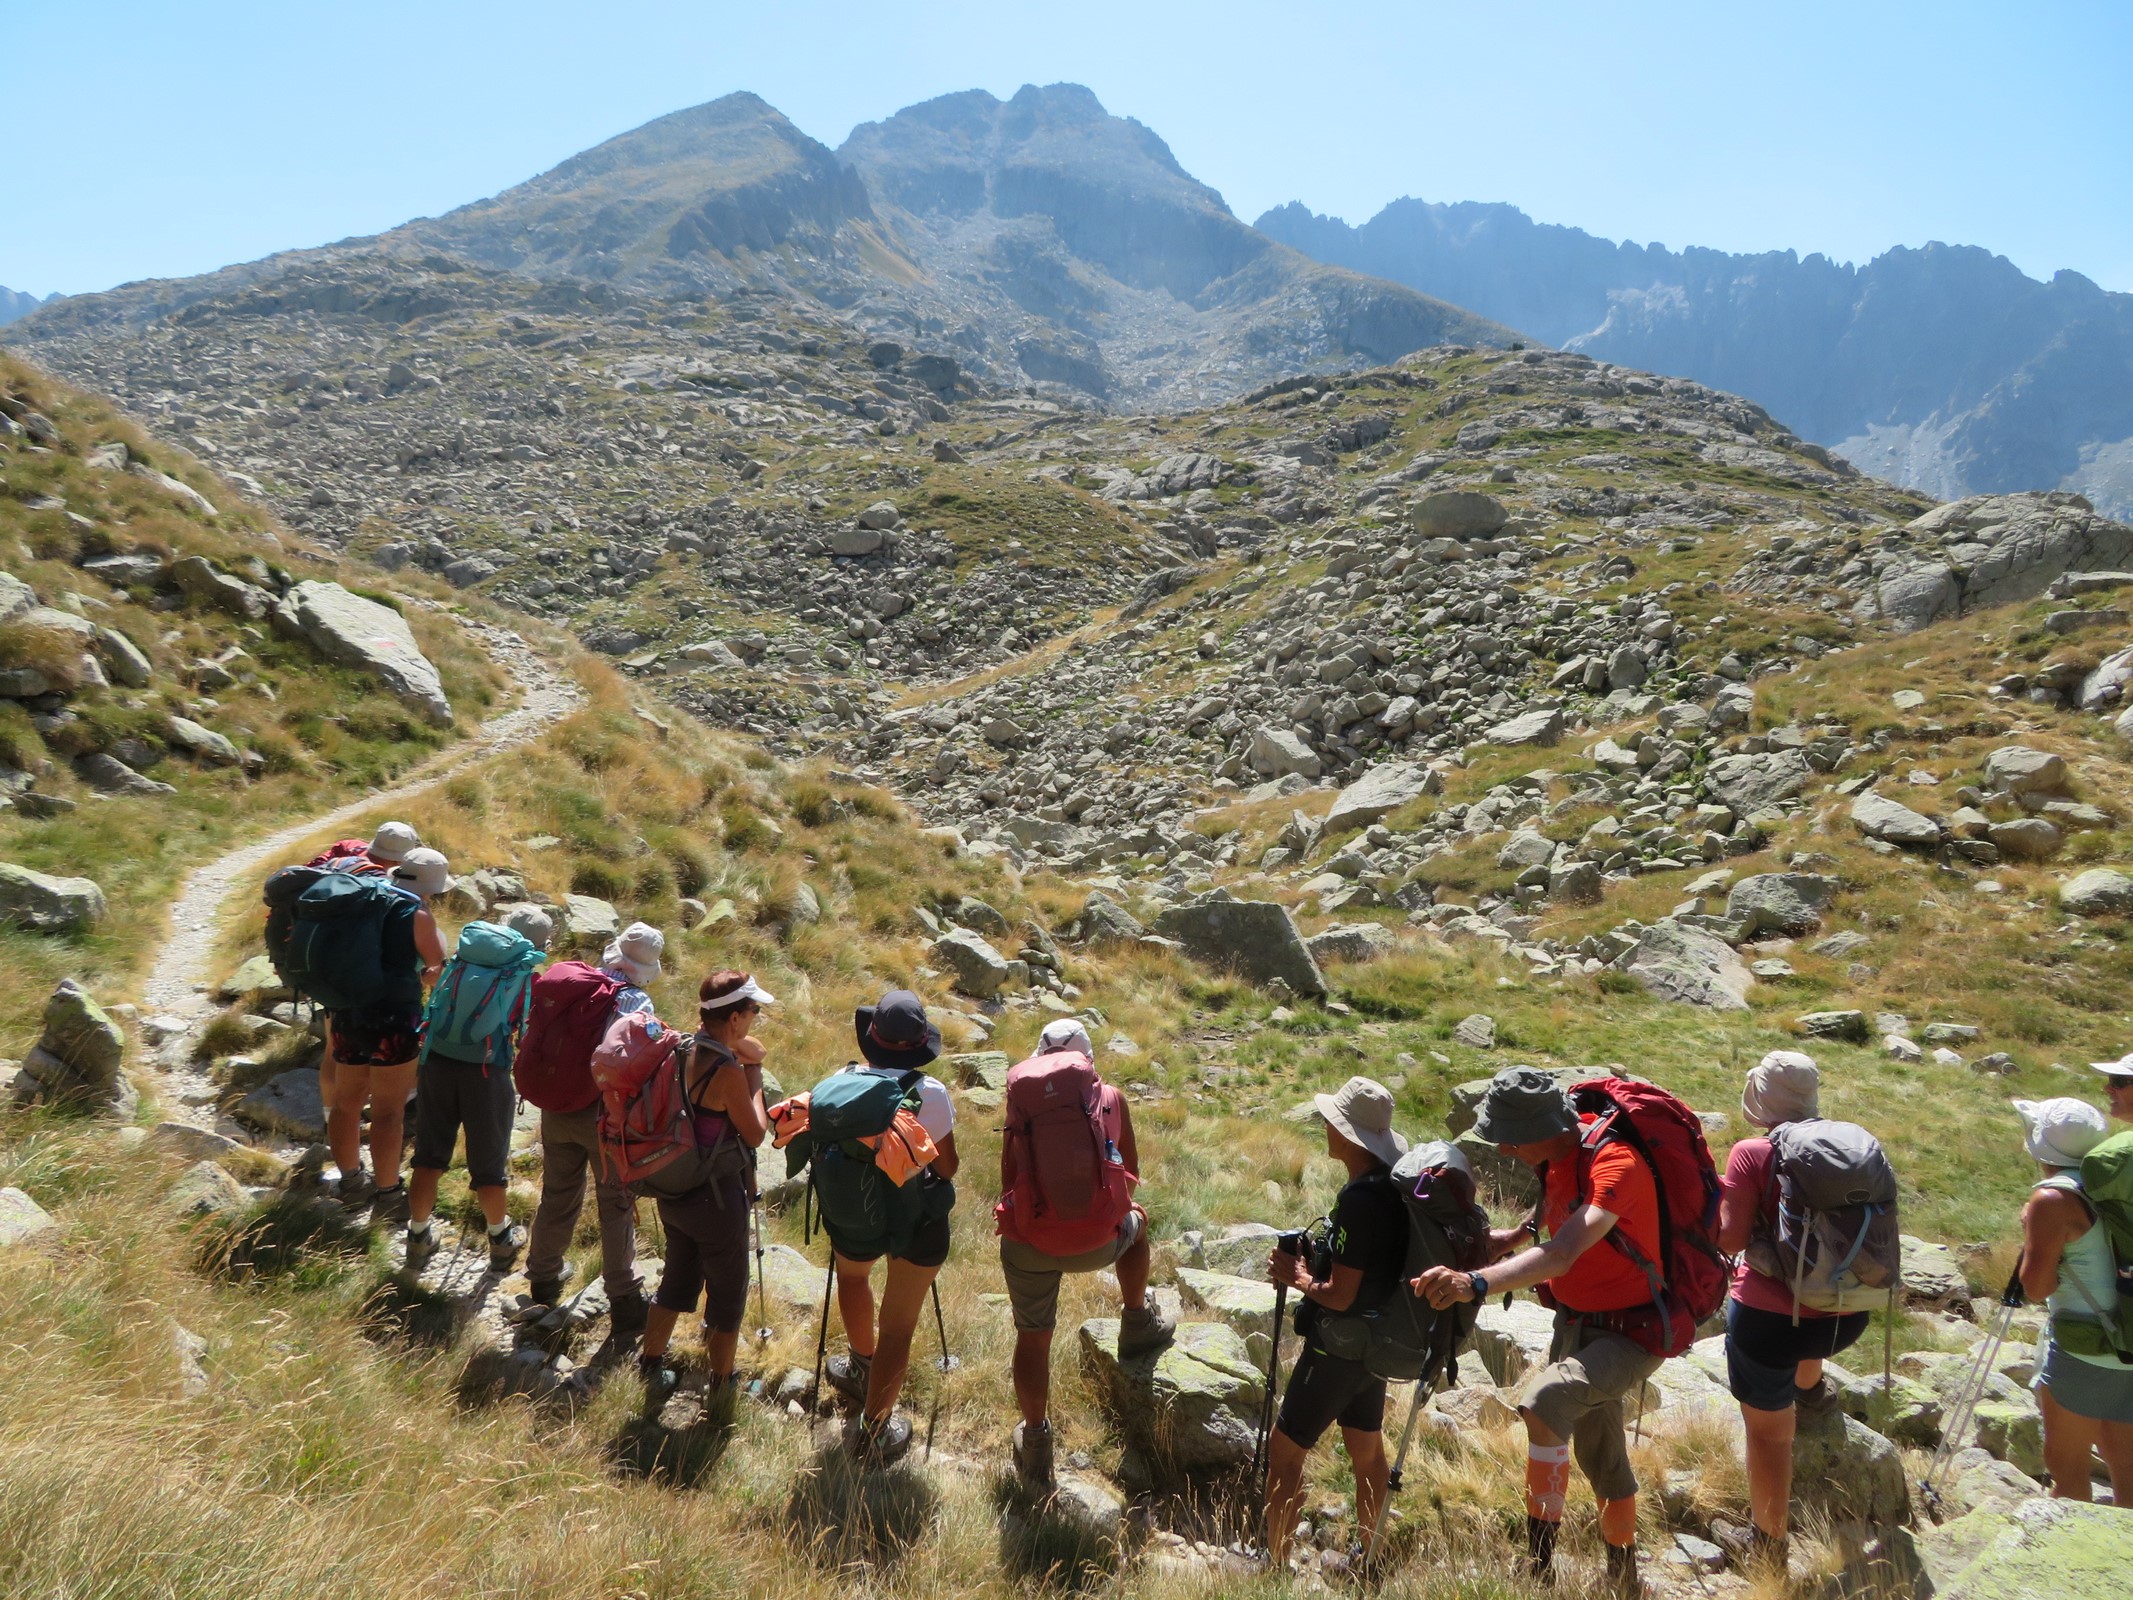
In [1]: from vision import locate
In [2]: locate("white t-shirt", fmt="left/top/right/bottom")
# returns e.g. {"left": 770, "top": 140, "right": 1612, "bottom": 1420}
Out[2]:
{"left": 840, "top": 1063, "right": 955, "bottom": 1146}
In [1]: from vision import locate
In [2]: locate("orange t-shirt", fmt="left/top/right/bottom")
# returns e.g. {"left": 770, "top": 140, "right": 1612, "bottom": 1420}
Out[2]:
{"left": 1543, "top": 1117, "right": 1664, "bottom": 1313}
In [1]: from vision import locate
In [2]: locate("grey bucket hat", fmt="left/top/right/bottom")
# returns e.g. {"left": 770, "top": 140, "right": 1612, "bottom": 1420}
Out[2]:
{"left": 1472, "top": 1066, "right": 1579, "bottom": 1146}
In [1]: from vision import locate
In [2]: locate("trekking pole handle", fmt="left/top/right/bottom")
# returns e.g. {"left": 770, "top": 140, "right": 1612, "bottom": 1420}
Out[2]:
{"left": 1999, "top": 1258, "right": 2025, "bottom": 1308}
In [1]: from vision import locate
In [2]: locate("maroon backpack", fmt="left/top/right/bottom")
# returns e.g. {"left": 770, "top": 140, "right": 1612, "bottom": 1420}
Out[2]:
{"left": 1538, "top": 1076, "right": 1726, "bottom": 1358}
{"left": 994, "top": 1050, "right": 1134, "bottom": 1256}
{"left": 512, "top": 960, "right": 625, "bottom": 1113}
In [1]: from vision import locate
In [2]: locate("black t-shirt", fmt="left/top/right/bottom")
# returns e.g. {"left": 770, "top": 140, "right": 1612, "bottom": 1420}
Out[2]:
{"left": 1298, "top": 1167, "right": 1408, "bottom": 1330}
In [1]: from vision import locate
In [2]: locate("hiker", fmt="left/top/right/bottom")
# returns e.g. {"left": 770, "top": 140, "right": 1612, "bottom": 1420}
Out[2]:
{"left": 997, "top": 1017, "right": 1174, "bottom": 1488}
{"left": 2015, "top": 1096, "right": 2133, "bottom": 1501}
{"left": 1261, "top": 1077, "right": 1411, "bottom": 1569}
{"left": 402, "top": 916, "right": 547, "bottom": 1274}
{"left": 520, "top": 923, "right": 663, "bottom": 1343}
{"left": 310, "top": 822, "right": 420, "bottom": 1174}
{"left": 792, "top": 991, "right": 960, "bottom": 1464}
{"left": 1416, "top": 1067, "right": 1674, "bottom": 1595}
{"left": 2095, "top": 1051, "right": 2133, "bottom": 1125}
{"left": 324, "top": 847, "right": 448, "bottom": 1217}
{"left": 637, "top": 970, "right": 775, "bottom": 1403}
{"left": 1713, "top": 1052, "right": 1889, "bottom": 1567}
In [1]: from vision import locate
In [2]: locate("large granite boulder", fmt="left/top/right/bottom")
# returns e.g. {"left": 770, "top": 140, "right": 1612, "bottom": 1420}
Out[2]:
{"left": 12, "top": 979, "right": 130, "bottom": 1113}
{"left": 1246, "top": 727, "right": 1321, "bottom": 779}
{"left": 559, "top": 894, "right": 621, "bottom": 948}
{"left": 1151, "top": 889, "right": 1326, "bottom": 996}
{"left": 2060, "top": 868, "right": 2133, "bottom": 917}
{"left": 1484, "top": 708, "right": 1564, "bottom": 748}
{"left": 932, "top": 927, "right": 1013, "bottom": 998}
{"left": 1411, "top": 491, "right": 1507, "bottom": 539}
{"left": 1613, "top": 920, "right": 1753, "bottom": 1009}
{"left": 1870, "top": 493, "right": 2133, "bottom": 632}
{"left": 1079, "top": 1317, "right": 1264, "bottom": 1484}
{"left": 275, "top": 580, "right": 452, "bottom": 727}
{"left": 1915, "top": 1496, "right": 2133, "bottom": 1600}
{"left": 235, "top": 1068, "right": 326, "bottom": 1140}
{"left": 1321, "top": 761, "right": 1441, "bottom": 835}
{"left": 1175, "top": 1268, "right": 1282, "bottom": 1364}
{"left": 1077, "top": 890, "right": 1147, "bottom": 947}
{"left": 0, "top": 1187, "right": 59, "bottom": 1247}
{"left": 1725, "top": 872, "right": 1840, "bottom": 938}
{"left": 0, "top": 863, "right": 107, "bottom": 934}
{"left": 1852, "top": 789, "right": 1944, "bottom": 848}
{"left": 1703, "top": 748, "right": 1812, "bottom": 816}
{"left": 1305, "top": 922, "right": 1397, "bottom": 964}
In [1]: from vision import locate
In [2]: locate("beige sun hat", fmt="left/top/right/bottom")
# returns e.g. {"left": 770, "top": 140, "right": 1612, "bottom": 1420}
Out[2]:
{"left": 368, "top": 821, "right": 420, "bottom": 863}
{"left": 600, "top": 922, "right": 665, "bottom": 987}
{"left": 389, "top": 847, "right": 449, "bottom": 900}
{"left": 1313, "top": 1076, "right": 1409, "bottom": 1167}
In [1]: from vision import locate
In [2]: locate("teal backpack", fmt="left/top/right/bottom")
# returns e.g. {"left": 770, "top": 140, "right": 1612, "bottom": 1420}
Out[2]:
{"left": 783, "top": 1065, "right": 953, "bottom": 1261}
{"left": 419, "top": 921, "right": 543, "bottom": 1070}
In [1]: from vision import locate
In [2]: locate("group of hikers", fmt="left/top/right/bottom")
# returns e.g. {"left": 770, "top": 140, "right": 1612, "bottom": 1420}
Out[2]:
{"left": 259, "top": 822, "right": 2133, "bottom": 1589}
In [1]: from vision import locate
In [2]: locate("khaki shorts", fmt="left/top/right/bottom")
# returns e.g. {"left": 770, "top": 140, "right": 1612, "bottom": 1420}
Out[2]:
{"left": 1518, "top": 1313, "right": 1662, "bottom": 1503}
{"left": 999, "top": 1208, "right": 1145, "bottom": 1332}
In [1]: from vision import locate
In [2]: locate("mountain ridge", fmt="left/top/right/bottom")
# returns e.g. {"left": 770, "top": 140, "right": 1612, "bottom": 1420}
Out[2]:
{"left": 1256, "top": 195, "right": 2133, "bottom": 515}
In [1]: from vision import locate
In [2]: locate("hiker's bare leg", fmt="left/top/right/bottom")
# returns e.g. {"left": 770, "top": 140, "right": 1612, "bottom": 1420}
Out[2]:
{"left": 864, "top": 1258, "right": 939, "bottom": 1424}
{"left": 1742, "top": 1400, "right": 1797, "bottom": 1538}
{"left": 642, "top": 1306, "right": 681, "bottom": 1361}
{"left": 407, "top": 1166, "right": 442, "bottom": 1229}
{"left": 834, "top": 1252, "right": 878, "bottom": 1359}
{"left": 1342, "top": 1425, "right": 1390, "bottom": 1555}
{"left": 328, "top": 1060, "right": 371, "bottom": 1177}
{"left": 1118, "top": 1205, "right": 1150, "bottom": 1312}
{"left": 2039, "top": 1384, "right": 2102, "bottom": 1500}
{"left": 1263, "top": 1427, "right": 1309, "bottom": 1565}
{"left": 1795, "top": 1357, "right": 1824, "bottom": 1389}
{"left": 365, "top": 1060, "right": 417, "bottom": 1187}
{"left": 473, "top": 1184, "right": 507, "bottom": 1229}
{"left": 2100, "top": 1418, "right": 2133, "bottom": 1502}
{"left": 1522, "top": 1408, "right": 1566, "bottom": 1449}
{"left": 1013, "top": 1328, "right": 1054, "bottom": 1428}
{"left": 703, "top": 1327, "right": 738, "bottom": 1383}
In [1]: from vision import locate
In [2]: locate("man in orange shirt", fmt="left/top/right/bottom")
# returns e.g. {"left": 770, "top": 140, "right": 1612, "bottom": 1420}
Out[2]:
{"left": 1416, "top": 1068, "right": 1663, "bottom": 1596}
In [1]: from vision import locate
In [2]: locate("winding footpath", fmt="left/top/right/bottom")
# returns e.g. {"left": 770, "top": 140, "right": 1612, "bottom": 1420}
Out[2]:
{"left": 139, "top": 619, "right": 583, "bottom": 1123}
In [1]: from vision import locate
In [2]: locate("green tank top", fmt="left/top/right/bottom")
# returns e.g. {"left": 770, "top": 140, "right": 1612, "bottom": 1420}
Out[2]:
{"left": 2037, "top": 1173, "right": 2122, "bottom": 1371}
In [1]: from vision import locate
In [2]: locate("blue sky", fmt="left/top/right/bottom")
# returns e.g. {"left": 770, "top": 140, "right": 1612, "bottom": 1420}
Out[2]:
{"left": 3, "top": 1, "right": 2127, "bottom": 298}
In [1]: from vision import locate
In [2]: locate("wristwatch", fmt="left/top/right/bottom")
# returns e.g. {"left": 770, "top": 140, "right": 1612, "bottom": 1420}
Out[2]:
{"left": 1468, "top": 1271, "right": 1489, "bottom": 1301}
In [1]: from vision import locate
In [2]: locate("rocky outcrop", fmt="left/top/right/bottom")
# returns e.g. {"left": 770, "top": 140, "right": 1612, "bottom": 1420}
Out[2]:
{"left": 1614, "top": 920, "right": 1753, "bottom": 1010}
{"left": 0, "top": 863, "right": 107, "bottom": 934}
{"left": 1078, "top": 1316, "right": 1263, "bottom": 1485}
{"left": 1151, "top": 889, "right": 1326, "bottom": 996}
{"left": 1916, "top": 1496, "right": 2133, "bottom": 1600}
{"left": 1320, "top": 761, "right": 1440, "bottom": 835}
{"left": 275, "top": 581, "right": 452, "bottom": 727}
{"left": 12, "top": 979, "right": 131, "bottom": 1114}
{"left": 1866, "top": 494, "right": 2133, "bottom": 630}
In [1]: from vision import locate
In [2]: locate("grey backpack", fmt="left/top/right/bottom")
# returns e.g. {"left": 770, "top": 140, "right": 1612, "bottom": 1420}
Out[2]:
{"left": 1743, "top": 1118, "right": 1901, "bottom": 1320}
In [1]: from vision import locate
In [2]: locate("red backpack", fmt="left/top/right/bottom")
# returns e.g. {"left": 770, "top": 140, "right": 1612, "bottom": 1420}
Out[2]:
{"left": 512, "top": 961, "right": 624, "bottom": 1113}
{"left": 995, "top": 1051, "right": 1134, "bottom": 1256}
{"left": 591, "top": 1013, "right": 740, "bottom": 1199}
{"left": 1538, "top": 1076, "right": 1726, "bottom": 1358}
{"left": 307, "top": 839, "right": 382, "bottom": 874}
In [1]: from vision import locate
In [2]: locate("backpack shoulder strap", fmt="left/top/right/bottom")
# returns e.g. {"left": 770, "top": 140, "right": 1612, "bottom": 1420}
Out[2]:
{"left": 2036, "top": 1172, "right": 2098, "bottom": 1220}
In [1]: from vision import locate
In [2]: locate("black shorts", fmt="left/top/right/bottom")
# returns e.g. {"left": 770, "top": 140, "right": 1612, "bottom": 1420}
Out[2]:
{"left": 1276, "top": 1344, "right": 1387, "bottom": 1450}
{"left": 836, "top": 1210, "right": 952, "bottom": 1271}
{"left": 653, "top": 1177, "right": 752, "bottom": 1332}
{"left": 410, "top": 1051, "right": 515, "bottom": 1188}
{"left": 327, "top": 1005, "right": 422, "bottom": 1067}
{"left": 1724, "top": 1298, "right": 1870, "bottom": 1411}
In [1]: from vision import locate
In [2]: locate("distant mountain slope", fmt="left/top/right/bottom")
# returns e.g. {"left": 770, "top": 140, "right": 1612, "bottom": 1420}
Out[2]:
{"left": 0, "top": 286, "right": 56, "bottom": 326}
{"left": 1258, "top": 197, "right": 2133, "bottom": 515}
{"left": 6, "top": 87, "right": 1513, "bottom": 414}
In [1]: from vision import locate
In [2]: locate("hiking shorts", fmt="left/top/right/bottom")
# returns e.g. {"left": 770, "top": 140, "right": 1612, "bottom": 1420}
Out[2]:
{"left": 837, "top": 1209, "right": 953, "bottom": 1271}
{"left": 1724, "top": 1298, "right": 1870, "bottom": 1412}
{"left": 410, "top": 1051, "right": 516, "bottom": 1189}
{"left": 653, "top": 1177, "right": 752, "bottom": 1333}
{"left": 2038, "top": 1337, "right": 2133, "bottom": 1424}
{"left": 1519, "top": 1313, "right": 1663, "bottom": 1503}
{"left": 1276, "top": 1344, "right": 1386, "bottom": 1449}
{"left": 999, "top": 1207, "right": 1145, "bottom": 1333}
{"left": 326, "top": 1005, "right": 422, "bottom": 1068}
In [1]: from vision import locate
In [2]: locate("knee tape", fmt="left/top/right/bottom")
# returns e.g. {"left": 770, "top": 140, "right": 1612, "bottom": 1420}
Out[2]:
{"left": 1524, "top": 1442, "right": 1572, "bottom": 1521}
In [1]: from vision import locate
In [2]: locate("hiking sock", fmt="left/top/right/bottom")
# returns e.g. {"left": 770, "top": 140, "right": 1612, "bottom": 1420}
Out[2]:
{"left": 1523, "top": 1443, "right": 1570, "bottom": 1576}
{"left": 487, "top": 1220, "right": 513, "bottom": 1239}
{"left": 406, "top": 1220, "right": 432, "bottom": 1239}
{"left": 1599, "top": 1494, "right": 1638, "bottom": 1549}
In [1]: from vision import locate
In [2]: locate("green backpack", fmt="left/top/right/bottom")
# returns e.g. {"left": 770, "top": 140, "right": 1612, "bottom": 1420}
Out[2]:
{"left": 784, "top": 1065, "right": 953, "bottom": 1262}
{"left": 2060, "top": 1131, "right": 2133, "bottom": 1364}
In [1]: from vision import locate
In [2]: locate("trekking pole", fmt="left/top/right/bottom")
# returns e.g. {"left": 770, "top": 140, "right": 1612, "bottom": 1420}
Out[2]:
{"left": 810, "top": 1254, "right": 835, "bottom": 1415}
{"left": 1251, "top": 1280, "right": 1290, "bottom": 1497}
{"left": 751, "top": 1202, "right": 772, "bottom": 1345}
{"left": 1921, "top": 1264, "right": 2023, "bottom": 1512}
{"left": 926, "top": 1278, "right": 958, "bottom": 1461}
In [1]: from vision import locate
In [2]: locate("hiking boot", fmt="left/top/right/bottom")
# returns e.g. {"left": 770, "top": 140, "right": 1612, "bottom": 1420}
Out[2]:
{"left": 402, "top": 1223, "right": 439, "bottom": 1273}
{"left": 336, "top": 1167, "right": 377, "bottom": 1210}
{"left": 1012, "top": 1419, "right": 1056, "bottom": 1490}
{"left": 1712, "top": 1518, "right": 1790, "bottom": 1573}
{"left": 825, "top": 1350, "right": 874, "bottom": 1408}
{"left": 527, "top": 1263, "right": 578, "bottom": 1307}
{"left": 1524, "top": 1516, "right": 1559, "bottom": 1585}
{"left": 1604, "top": 1544, "right": 1652, "bottom": 1600}
{"left": 1793, "top": 1375, "right": 1842, "bottom": 1418}
{"left": 637, "top": 1355, "right": 680, "bottom": 1410}
{"left": 607, "top": 1291, "right": 649, "bottom": 1342}
{"left": 1116, "top": 1301, "right": 1176, "bottom": 1359}
{"left": 370, "top": 1184, "right": 409, "bottom": 1225}
{"left": 848, "top": 1411, "right": 913, "bottom": 1467}
{"left": 487, "top": 1222, "right": 527, "bottom": 1273}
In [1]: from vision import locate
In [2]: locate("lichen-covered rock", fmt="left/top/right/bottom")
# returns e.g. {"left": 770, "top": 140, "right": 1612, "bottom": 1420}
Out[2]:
{"left": 1916, "top": 1496, "right": 2133, "bottom": 1600}
{"left": 1079, "top": 1316, "right": 1264, "bottom": 1483}
{"left": 12, "top": 980, "right": 130, "bottom": 1112}
{"left": 1152, "top": 889, "right": 1326, "bottom": 996}
{"left": 277, "top": 580, "right": 452, "bottom": 727}
{"left": 1851, "top": 789, "right": 1943, "bottom": 848}
{"left": 0, "top": 1187, "right": 59, "bottom": 1247}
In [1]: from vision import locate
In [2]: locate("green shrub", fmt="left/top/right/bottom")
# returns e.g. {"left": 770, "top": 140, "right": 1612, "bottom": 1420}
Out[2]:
{"left": 569, "top": 858, "right": 632, "bottom": 900}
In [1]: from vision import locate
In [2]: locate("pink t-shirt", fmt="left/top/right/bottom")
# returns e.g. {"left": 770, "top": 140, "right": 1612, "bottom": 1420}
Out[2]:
{"left": 1725, "top": 1136, "right": 1841, "bottom": 1318}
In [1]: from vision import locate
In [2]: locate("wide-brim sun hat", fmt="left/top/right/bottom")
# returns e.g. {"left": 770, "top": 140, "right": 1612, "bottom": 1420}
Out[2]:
{"left": 1472, "top": 1065, "right": 1579, "bottom": 1146}
{"left": 1742, "top": 1050, "right": 1821, "bottom": 1129}
{"left": 2012, "top": 1096, "right": 2108, "bottom": 1168}
{"left": 856, "top": 988, "right": 941, "bottom": 1070}
{"left": 368, "top": 821, "right": 420, "bottom": 863}
{"left": 390, "top": 847, "right": 449, "bottom": 900}
{"left": 601, "top": 921, "right": 666, "bottom": 986}
{"left": 1037, "top": 1018, "right": 1094, "bottom": 1058}
{"left": 1314, "top": 1075, "right": 1409, "bottom": 1168}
